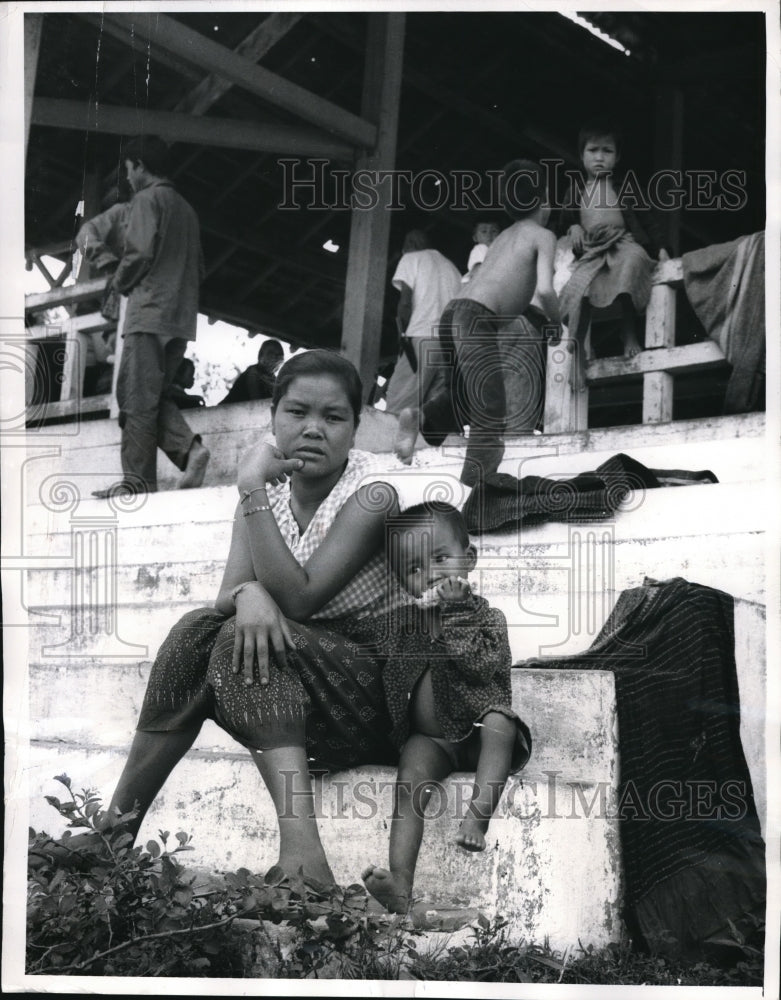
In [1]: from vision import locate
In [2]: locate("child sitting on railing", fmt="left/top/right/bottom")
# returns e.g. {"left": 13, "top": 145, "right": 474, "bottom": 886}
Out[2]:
{"left": 361, "top": 502, "right": 531, "bottom": 914}
{"left": 558, "top": 120, "right": 668, "bottom": 389}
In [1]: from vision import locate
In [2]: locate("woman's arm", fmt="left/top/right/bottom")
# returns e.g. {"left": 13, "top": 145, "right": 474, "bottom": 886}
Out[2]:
{"left": 218, "top": 444, "right": 398, "bottom": 620}
{"left": 242, "top": 482, "right": 397, "bottom": 620}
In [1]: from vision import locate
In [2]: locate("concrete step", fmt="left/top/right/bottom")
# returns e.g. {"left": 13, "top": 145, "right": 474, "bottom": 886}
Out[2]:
{"left": 21, "top": 410, "right": 765, "bottom": 499}
{"left": 28, "top": 664, "right": 617, "bottom": 786}
{"left": 25, "top": 744, "right": 622, "bottom": 953}
{"left": 24, "top": 596, "right": 766, "bottom": 834}
{"left": 22, "top": 479, "right": 767, "bottom": 610}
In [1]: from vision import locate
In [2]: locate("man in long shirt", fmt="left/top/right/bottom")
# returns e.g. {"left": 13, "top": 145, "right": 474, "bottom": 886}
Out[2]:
{"left": 92, "top": 135, "right": 209, "bottom": 497}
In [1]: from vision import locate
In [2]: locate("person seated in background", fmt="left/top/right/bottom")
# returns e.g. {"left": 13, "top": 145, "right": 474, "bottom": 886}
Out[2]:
{"left": 461, "top": 220, "right": 501, "bottom": 283}
{"left": 220, "top": 339, "right": 284, "bottom": 405}
{"left": 557, "top": 120, "right": 668, "bottom": 389}
{"left": 169, "top": 358, "right": 205, "bottom": 410}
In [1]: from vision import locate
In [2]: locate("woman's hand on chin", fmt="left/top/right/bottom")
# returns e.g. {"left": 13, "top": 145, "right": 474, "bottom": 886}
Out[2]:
{"left": 231, "top": 581, "right": 295, "bottom": 686}
{"left": 238, "top": 442, "right": 304, "bottom": 492}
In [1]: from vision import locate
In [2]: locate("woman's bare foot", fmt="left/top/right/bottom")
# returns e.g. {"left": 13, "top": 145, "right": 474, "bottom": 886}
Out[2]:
{"left": 361, "top": 864, "right": 411, "bottom": 913}
{"left": 394, "top": 408, "right": 419, "bottom": 465}
{"left": 456, "top": 817, "right": 488, "bottom": 852}
{"left": 275, "top": 852, "right": 335, "bottom": 888}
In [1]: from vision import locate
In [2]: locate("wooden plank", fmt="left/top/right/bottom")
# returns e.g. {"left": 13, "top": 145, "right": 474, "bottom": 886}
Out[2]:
{"left": 32, "top": 98, "right": 354, "bottom": 161}
{"left": 100, "top": 12, "right": 376, "bottom": 148}
{"left": 543, "top": 342, "right": 588, "bottom": 434}
{"left": 341, "top": 14, "right": 405, "bottom": 398}
{"left": 586, "top": 341, "right": 727, "bottom": 383}
{"left": 25, "top": 277, "right": 107, "bottom": 313}
{"left": 642, "top": 371, "right": 674, "bottom": 423}
{"left": 651, "top": 257, "right": 683, "bottom": 286}
{"left": 109, "top": 297, "right": 126, "bottom": 420}
{"left": 58, "top": 325, "right": 83, "bottom": 402}
{"left": 26, "top": 313, "right": 113, "bottom": 341}
{"left": 654, "top": 84, "right": 684, "bottom": 257}
{"left": 174, "top": 12, "right": 303, "bottom": 115}
{"left": 644, "top": 282, "right": 677, "bottom": 349}
{"left": 24, "top": 13, "right": 44, "bottom": 161}
{"left": 27, "top": 394, "right": 112, "bottom": 424}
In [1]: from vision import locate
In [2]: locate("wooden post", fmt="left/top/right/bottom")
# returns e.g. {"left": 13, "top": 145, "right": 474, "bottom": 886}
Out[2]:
{"left": 642, "top": 280, "right": 677, "bottom": 423}
{"left": 543, "top": 341, "right": 588, "bottom": 434}
{"left": 109, "top": 297, "right": 127, "bottom": 420}
{"left": 653, "top": 85, "right": 684, "bottom": 257}
{"left": 341, "top": 14, "right": 405, "bottom": 399}
{"left": 24, "top": 13, "right": 44, "bottom": 163}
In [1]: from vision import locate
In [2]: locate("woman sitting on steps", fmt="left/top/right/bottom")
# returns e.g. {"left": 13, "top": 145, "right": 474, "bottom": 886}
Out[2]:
{"left": 92, "top": 350, "right": 409, "bottom": 887}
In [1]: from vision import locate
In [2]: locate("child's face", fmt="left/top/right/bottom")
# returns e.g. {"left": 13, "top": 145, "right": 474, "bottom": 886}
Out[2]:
{"left": 473, "top": 223, "right": 500, "bottom": 246}
{"left": 581, "top": 135, "right": 619, "bottom": 178}
{"left": 390, "top": 518, "right": 476, "bottom": 598}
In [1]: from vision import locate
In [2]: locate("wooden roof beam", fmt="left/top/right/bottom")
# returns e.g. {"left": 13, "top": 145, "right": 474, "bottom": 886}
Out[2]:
{"left": 174, "top": 12, "right": 303, "bottom": 115}
{"left": 312, "top": 14, "right": 577, "bottom": 166}
{"left": 32, "top": 99, "right": 354, "bottom": 161}
{"left": 97, "top": 12, "right": 376, "bottom": 148}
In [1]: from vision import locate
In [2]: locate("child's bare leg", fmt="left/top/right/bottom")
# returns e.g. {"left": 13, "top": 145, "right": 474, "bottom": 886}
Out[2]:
{"left": 394, "top": 407, "right": 419, "bottom": 465}
{"left": 618, "top": 294, "right": 642, "bottom": 358}
{"left": 362, "top": 735, "right": 452, "bottom": 913}
{"left": 457, "top": 713, "right": 516, "bottom": 852}
{"left": 571, "top": 302, "right": 592, "bottom": 393}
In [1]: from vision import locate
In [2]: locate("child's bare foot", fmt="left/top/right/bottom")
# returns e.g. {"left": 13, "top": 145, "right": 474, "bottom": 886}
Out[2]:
{"left": 622, "top": 333, "right": 642, "bottom": 359}
{"left": 394, "top": 408, "right": 419, "bottom": 465}
{"left": 361, "top": 864, "right": 411, "bottom": 913}
{"left": 456, "top": 816, "right": 489, "bottom": 853}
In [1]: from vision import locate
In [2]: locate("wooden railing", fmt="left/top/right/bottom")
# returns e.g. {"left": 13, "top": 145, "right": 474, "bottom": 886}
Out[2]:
{"left": 24, "top": 253, "right": 729, "bottom": 431}
{"left": 24, "top": 276, "right": 121, "bottom": 422}
{"left": 542, "top": 257, "right": 728, "bottom": 433}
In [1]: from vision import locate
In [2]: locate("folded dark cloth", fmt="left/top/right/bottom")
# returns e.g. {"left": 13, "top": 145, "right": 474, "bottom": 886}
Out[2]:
{"left": 682, "top": 232, "right": 765, "bottom": 414}
{"left": 517, "top": 577, "right": 765, "bottom": 959}
{"left": 463, "top": 452, "right": 717, "bottom": 533}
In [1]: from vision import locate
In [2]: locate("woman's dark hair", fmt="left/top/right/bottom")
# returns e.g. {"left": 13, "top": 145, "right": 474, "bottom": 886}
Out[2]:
{"left": 122, "top": 135, "right": 172, "bottom": 178}
{"left": 500, "top": 159, "right": 546, "bottom": 221}
{"left": 271, "top": 350, "right": 363, "bottom": 425}
{"left": 577, "top": 120, "right": 623, "bottom": 158}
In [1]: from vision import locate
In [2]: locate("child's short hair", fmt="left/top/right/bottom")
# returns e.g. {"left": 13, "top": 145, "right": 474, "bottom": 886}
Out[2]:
{"left": 500, "top": 160, "right": 546, "bottom": 221}
{"left": 577, "top": 120, "right": 623, "bottom": 157}
{"left": 385, "top": 501, "right": 470, "bottom": 572}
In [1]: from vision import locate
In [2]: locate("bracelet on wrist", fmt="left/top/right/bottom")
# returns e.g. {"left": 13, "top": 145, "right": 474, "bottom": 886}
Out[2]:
{"left": 240, "top": 486, "right": 269, "bottom": 505}
{"left": 243, "top": 503, "right": 272, "bottom": 517}
{"left": 230, "top": 581, "right": 258, "bottom": 604}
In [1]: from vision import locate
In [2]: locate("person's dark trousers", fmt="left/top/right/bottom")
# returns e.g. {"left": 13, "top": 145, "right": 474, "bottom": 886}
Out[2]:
{"left": 418, "top": 298, "right": 506, "bottom": 485}
{"left": 116, "top": 333, "right": 197, "bottom": 492}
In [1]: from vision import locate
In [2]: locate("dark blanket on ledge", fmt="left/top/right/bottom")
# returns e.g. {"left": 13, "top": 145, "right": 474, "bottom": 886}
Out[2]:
{"left": 682, "top": 231, "right": 765, "bottom": 414}
{"left": 463, "top": 452, "right": 717, "bottom": 534}
{"left": 518, "top": 577, "right": 765, "bottom": 959}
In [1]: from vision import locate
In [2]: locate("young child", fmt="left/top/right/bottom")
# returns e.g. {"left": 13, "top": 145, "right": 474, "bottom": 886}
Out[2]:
{"left": 558, "top": 121, "right": 668, "bottom": 389}
{"left": 394, "top": 160, "right": 561, "bottom": 486}
{"left": 361, "top": 502, "right": 531, "bottom": 915}
{"left": 462, "top": 220, "right": 501, "bottom": 283}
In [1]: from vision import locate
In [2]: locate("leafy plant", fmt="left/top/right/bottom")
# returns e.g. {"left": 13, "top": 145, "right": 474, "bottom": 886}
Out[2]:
{"left": 27, "top": 775, "right": 765, "bottom": 985}
{"left": 27, "top": 775, "right": 259, "bottom": 977}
